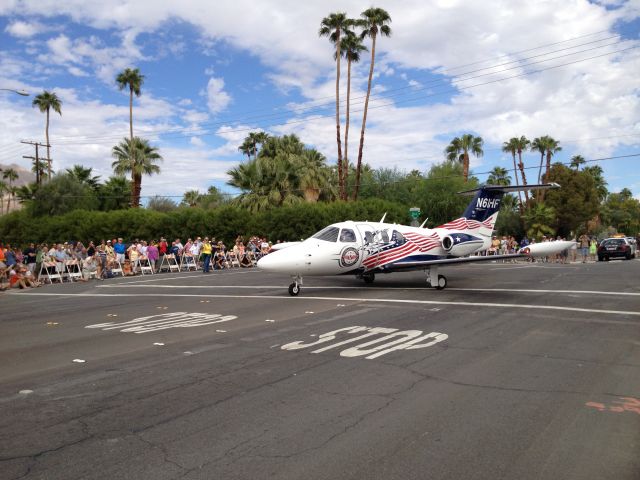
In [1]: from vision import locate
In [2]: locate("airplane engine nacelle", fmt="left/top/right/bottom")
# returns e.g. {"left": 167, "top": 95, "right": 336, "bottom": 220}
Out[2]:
{"left": 440, "top": 233, "right": 482, "bottom": 257}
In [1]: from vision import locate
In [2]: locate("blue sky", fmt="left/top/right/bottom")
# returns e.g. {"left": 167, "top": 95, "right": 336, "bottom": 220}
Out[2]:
{"left": 0, "top": 0, "right": 639, "bottom": 201}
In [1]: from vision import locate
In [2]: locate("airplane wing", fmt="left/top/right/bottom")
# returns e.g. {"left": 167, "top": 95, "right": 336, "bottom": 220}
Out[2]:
{"left": 375, "top": 253, "right": 527, "bottom": 271}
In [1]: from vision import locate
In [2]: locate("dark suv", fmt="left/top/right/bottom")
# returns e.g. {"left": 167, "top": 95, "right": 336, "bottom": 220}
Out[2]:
{"left": 597, "top": 238, "right": 635, "bottom": 261}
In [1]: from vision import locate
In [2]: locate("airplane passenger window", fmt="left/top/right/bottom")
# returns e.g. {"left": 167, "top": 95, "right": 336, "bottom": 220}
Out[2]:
{"left": 312, "top": 226, "right": 339, "bottom": 242}
{"left": 364, "top": 231, "right": 374, "bottom": 244}
{"left": 392, "top": 230, "right": 406, "bottom": 245}
{"left": 340, "top": 229, "right": 357, "bottom": 242}
{"left": 381, "top": 231, "right": 389, "bottom": 243}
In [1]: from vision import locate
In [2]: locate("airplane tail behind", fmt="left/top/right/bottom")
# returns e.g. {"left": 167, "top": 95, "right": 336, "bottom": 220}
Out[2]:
{"left": 438, "top": 183, "right": 560, "bottom": 232}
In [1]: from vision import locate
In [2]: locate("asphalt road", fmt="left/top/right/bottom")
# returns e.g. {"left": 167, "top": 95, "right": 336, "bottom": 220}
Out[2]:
{"left": 1, "top": 259, "right": 639, "bottom": 480}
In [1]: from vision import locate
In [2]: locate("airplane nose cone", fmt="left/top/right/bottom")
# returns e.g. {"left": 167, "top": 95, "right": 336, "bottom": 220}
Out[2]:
{"left": 257, "top": 249, "right": 301, "bottom": 273}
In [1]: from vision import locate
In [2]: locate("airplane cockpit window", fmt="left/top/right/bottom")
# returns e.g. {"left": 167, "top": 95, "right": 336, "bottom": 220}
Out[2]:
{"left": 312, "top": 226, "right": 340, "bottom": 242}
{"left": 339, "top": 228, "right": 357, "bottom": 243}
{"left": 363, "top": 231, "right": 374, "bottom": 244}
{"left": 392, "top": 230, "right": 406, "bottom": 245}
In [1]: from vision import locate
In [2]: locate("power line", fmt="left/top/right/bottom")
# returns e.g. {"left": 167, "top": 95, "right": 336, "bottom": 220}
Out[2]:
{"left": 0, "top": 33, "right": 629, "bottom": 152}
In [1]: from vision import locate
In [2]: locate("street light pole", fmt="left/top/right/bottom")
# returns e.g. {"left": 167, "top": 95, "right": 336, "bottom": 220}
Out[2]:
{"left": 0, "top": 88, "right": 29, "bottom": 96}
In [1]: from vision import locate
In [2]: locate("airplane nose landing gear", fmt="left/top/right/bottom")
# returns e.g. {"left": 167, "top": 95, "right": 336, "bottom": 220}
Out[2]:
{"left": 288, "top": 275, "right": 303, "bottom": 296}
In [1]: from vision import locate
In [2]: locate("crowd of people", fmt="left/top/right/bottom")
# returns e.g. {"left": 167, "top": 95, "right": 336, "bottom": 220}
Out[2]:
{"left": 485, "top": 234, "right": 600, "bottom": 263}
{"left": 0, "top": 235, "right": 274, "bottom": 290}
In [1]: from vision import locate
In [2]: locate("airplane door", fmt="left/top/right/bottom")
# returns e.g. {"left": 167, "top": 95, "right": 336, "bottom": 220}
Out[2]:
{"left": 356, "top": 223, "right": 376, "bottom": 267}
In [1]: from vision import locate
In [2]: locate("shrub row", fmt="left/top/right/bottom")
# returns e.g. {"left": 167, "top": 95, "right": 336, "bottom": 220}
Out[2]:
{"left": 0, "top": 199, "right": 410, "bottom": 246}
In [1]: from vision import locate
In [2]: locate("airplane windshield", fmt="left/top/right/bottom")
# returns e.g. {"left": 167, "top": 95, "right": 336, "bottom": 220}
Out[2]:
{"left": 312, "top": 226, "right": 339, "bottom": 242}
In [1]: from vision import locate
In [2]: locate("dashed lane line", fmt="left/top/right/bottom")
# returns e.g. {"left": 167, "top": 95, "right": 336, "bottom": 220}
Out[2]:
{"left": 12, "top": 292, "right": 640, "bottom": 318}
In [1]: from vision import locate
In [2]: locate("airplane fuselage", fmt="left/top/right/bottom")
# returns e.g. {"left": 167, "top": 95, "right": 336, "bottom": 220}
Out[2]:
{"left": 257, "top": 219, "right": 495, "bottom": 277}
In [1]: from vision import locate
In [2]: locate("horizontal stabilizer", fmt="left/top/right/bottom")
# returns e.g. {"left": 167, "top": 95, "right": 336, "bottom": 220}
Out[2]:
{"left": 458, "top": 183, "right": 560, "bottom": 196}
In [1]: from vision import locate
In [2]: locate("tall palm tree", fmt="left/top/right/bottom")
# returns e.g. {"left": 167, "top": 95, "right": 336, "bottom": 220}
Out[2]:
{"left": 540, "top": 136, "right": 561, "bottom": 201}
{"left": 116, "top": 68, "right": 145, "bottom": 205}
{"left": 111, "top": 137, "right": 162, "bottom": 207}
{"left": 32, "top": 90, "right": 62, "bottom": 180}
{"left": 487, "top": 166, "right": 511, "bottom": 186}
{"left": 583, "top": 165, "right": 608, "bottom": 202}
{"left": 319, "top": 12, "right": 351, "bottom": 200}
{"left": 513, "top": 135, "right": 530, "bottom": 205}
{"left": 65, "top": 165, "right": 100, "bottom": 191}
{"left": 340, "top": 30, "right": 367, "bottom": 200}
{"left": 238, "top": 131, "right": 269, "bottom": 160}
{"left": 530, "top": 136, "right": 547, "bottom": 184}
{"left": 445, "top": 134, "right": 484, "bottom": 183}
{"left": 353, "top": 7, "right": 392, "bottom": 200}
{"left": 501, "top": 138, "right": 523, "bottom": 209}
{"left": 182, "top": 190, "right": 202, "bottom": 207}
{"left": 0, "top": 180, "right": 6, "bottom": 214}
{"left": 2, "top": 168, "right": 19, "bottom": 213}
{"left": 570, "top": 154, "right": 586, "bottom": 170}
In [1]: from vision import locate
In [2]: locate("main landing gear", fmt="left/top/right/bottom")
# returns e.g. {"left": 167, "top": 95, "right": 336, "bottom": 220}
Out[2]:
{"left": 288, "top": 275, "right": 303, "bottom": 296}
{"left": 426, "top": 267, "right": 447, "bottom": 290}
{"left": 362, "top": 272, "right": 375, "bottom": 284}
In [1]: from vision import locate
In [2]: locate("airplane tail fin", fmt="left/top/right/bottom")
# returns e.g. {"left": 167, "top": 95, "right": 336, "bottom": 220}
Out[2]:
{"left": 439, "top": 183, "right": 559, "bottom": 231}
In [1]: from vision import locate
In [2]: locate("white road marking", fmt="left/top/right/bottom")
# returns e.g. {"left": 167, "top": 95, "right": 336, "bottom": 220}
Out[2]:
{"left": 95, "top": 284, "right": 640, "bottom": 296}
{"left": 19, "top": 390, "right": 33, "bottom": 395}
{"left": 72, "top": 359, "right": 86, "bottom": 363}
{"left": 112, "top": 270, "right": 258, "bottom": 285}
{"left": 22, "top": 292, "right": 640, "bottom": 317}
{"left": 85, "top": 312, "right": 237, "bottom": 334}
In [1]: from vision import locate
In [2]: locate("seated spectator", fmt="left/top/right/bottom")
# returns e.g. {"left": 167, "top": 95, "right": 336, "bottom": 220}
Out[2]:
{"left": 82, "top": 256, "right": 98, "bottom": 280}
{"left": 4, "top": 245, "right": 17, "bottom": 267}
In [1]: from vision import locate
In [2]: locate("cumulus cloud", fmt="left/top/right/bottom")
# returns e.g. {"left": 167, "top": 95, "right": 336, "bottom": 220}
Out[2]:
{"left": 5, "top": 20, "right": 48, "bottom": 38}
{"left": 205, "top": 77, "right": 231, "bottom": 114}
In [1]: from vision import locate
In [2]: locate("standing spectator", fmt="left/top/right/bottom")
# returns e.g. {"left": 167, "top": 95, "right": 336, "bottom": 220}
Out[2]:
{"left": 158, "top": 237, "right": 168, "bottom": 269}
{"left": 53, "top": 244, "right": 68, "bottom": 276}
{"left": 114, "top": 238, "right": 126, "bottom": 264}
{"left": 23, "top": 243, "right": 37, "bottom": 274}
{"left": 201, "top": 238, "right": 212, "bottom": 273}
{"left": 147, "top": 241, "right": 159, "bottom": 273}
{"left": 4, "top": 245, "right": 17, "bottom": 267}
{"left": 589, "top": 237, "right": 598, "bottom": 262}
{"left": 87, "top": 241, "right": 96, "bottom": 257}
{"left": 578, "top": 233, "right": 589, "bottom": 263}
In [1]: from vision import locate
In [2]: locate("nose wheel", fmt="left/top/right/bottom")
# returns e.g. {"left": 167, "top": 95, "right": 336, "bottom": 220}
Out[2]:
{"left": 288, "top": 275, "right": 303, "bottom": 296}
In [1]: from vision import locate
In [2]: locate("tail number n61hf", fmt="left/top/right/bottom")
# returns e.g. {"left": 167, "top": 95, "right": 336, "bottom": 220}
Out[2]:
{"left": 281, "top": 326, "right": 448, "bottom": 360}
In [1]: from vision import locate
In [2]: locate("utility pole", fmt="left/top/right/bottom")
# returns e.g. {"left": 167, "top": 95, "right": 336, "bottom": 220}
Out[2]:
{"left": 21, "top": 140, "right": 51, "bottom": 184}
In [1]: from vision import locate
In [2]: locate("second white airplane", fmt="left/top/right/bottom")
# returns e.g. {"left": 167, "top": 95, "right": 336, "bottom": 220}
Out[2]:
{"left": 257, "top": 183, "right": 574, "bottom": 296}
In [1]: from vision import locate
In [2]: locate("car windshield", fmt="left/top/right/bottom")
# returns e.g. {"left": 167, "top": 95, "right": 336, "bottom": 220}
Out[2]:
{"left": 602, "top": 239, "right": 624, "bottom": 246}
{"left": 312, "top": 226, "right": 339, "bottom": 242}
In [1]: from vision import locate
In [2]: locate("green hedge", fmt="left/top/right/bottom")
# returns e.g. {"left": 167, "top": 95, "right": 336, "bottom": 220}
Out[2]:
{"left": 0, "top": 199, "right": 409, "bottom": 246}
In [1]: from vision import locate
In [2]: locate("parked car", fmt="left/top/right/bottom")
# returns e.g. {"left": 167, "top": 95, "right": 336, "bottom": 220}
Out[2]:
{"left": 597, "top": 237, "right": 636, "bottom": 261}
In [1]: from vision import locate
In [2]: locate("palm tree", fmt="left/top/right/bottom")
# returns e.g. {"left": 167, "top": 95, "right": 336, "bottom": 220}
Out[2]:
{"left": 238, "top": 131, "right": 269, "bottom": 160}
{"left": 116, "top": 68, "right": 144, "bottom": 144}
{"left": 2, "top": 168, "right": 18, "bottom": 213}
{"left": 353, "top": 7, "right": 392, "bottom": 200}
{"left": 319, "top": 12, "right": 351, "bottom": 201}
{"left": 32, "top": 90, "right": 62, "bottom": 180}
{"left": 570, "top": 154, "right": 586, "bottom": 170}
{"left": 583, "top": 165, "right": 608, "bottom": 202}
{"left": 65, "top": 165, "right": 100, "bottom": 191}
{"left": 0, "top": 180, "right": 6, "bottom": 214}
{"left": 116, "top": 68, "right": 145, "bottom": 205}
{"left": 340, "top": 30, "right": 367, "bottom": 200}
{"left": 540, "top": 136, "right": 561, "bottom": 202}
{"left": 182, "top": 190, "right": 201, "bottom": 207}
{"left": 487, "top": 167, "right": 511, "bottom": 186}
{"left": 111, "top": 137, "right": 162, "bottom": 207}
{"left": 513, "top": 136, "right": 530, "bottom": 205}
{"left": 523, "top": 202, "right": 556, "bottom": 241}
{"left": 31, "top": 159, "right": 47, "bottom": 183}
{"left": 502, "top": 138, "right": 522, "bottom": 208}
{"left": 530, "top": 136, "right": 547, "bottom": 184}
{"left": 445, "top": 134, "right": 484, "bottom": 183}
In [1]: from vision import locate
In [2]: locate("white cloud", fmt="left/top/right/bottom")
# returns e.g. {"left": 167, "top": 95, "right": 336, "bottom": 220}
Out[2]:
{"left": 5, "top": 20, "right": 47, "bottom": 38}
{"left": 205, "top": 77, "right": 231, "bottom": 114}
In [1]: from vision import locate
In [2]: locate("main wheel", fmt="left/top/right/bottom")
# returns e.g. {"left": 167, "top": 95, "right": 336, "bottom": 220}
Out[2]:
{"left": 435, "top": 275, "right": 447, "bottom": 290}
{"left": 288, "top": 283, "right": 300, "bottom": 296}
{"left": 363, "top": 273, "right": 375, "bottom": 284}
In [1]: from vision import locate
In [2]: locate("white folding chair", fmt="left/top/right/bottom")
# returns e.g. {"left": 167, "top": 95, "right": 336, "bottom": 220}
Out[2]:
{"left": 139, "top": 257, "right": 154, "bottom": 275}
{"left": 65, "top": 260, "right": 83, "bottom": 282}
{"left": 40, "top": 261, "right": 62, "bottom": 283}
{"left": 180, "top": 253, "right": 199, "bottom": 271}
{"left": 165, "top": 254, "right": 181, "bottom": 273}
{"left": 110, "top": 260, "right": 124, "bottom": 277}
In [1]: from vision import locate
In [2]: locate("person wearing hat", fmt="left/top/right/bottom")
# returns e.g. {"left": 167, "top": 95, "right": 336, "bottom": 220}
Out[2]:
{"left": 105, "top": 239, "right": 115, "bottom": 258}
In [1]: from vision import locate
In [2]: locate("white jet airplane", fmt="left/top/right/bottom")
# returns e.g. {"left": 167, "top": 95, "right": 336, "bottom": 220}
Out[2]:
{"left": 257, "top": 183, "right": 574, "bottom": 296}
